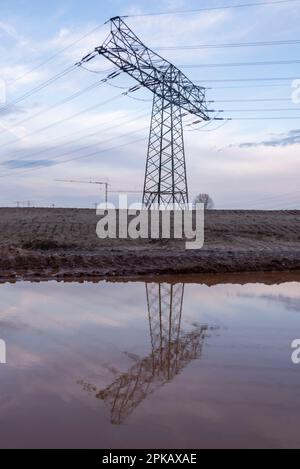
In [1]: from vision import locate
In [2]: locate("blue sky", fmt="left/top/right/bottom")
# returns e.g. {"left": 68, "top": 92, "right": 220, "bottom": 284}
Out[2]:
{"left": 0, "top": 0, "right": 300, "bottom": 208}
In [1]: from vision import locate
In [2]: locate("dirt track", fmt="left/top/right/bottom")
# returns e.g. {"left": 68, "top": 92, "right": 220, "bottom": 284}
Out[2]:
{"left": 0, "top": 207, "right": 300, "bottom": 281}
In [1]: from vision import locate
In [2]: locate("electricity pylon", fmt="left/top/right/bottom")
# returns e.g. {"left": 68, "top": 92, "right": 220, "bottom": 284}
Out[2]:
{"left": 78, "top": 17, "right": 210, "bottom": 207}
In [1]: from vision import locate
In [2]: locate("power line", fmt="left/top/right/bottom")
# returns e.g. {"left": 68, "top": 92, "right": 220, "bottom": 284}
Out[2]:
{"left": 0, "top": 136, "right": 148, "bottom": 178}
{"left": 1, "top": 116, "right": 229, "bottom": 176}
{"left": 211, "top": 83, "right": 295, "bottom": 89}
{"left": 1, "top": 118, "right": 149, "bottom": 165}
{"left": 0, "top": 65, "right": 76, "bottom": 113}
{"left": 10, "top": 23, "right": 107, "bottom": 85}
{"left": 186, "top": 119, "right": 229, "bottom": 132}
{"left": 78, "top": 64, "right": 116, "bottom": 74}
{"left": 195, "top": 76, "right": 299, "bottom": 82}
{"left": 214, "top": 98, "right": 291, "bottom": 102}
{"left": 0, "top": 79, "right": 107, "bottom": 135}
{"left": 154, "top": 39, "right": 300, "bottom": 50}
{"left": 0, "top": 35, "right": 113, "bottom": 117}
{"left": 241, "top": 189, "right": 300, "bottom": 205}
{"left": 0, "top": 109, "right": 149, "bottom": 164}
{"left": 125, "top": 94, "right": 152, "bottom": 102}
{"left": 121, "top": 0, "right": 300, "bottom": 18}
{"left": 223, "top": 108, "right": 300, "bottom": 111}
{"left": 191, "top": 115, "right": 300, "bottom": 122}
{"left": 0, "top": 93, "right": 123, "bottom": 150}
{"left": 184, "top": 111, "right": 224, "bottom": 130}
{"left": 1, "top": 124, "right": 148, "bottom": 171}
{"left": 200, "top": 120, "right": 229, "bottom": 132}
{"left": 181, "top": 59, "right": 300, "bottom": 68}
{"left": 231, "top": 116, "right": 300, "bottom": 119}
{"left": 222, "top": 190, "right": 300, "bottom": 209}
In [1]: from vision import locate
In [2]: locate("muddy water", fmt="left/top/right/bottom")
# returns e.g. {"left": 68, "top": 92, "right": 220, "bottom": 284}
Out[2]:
{"left": 0, "top": 278, "right": 299, "bottom": 449}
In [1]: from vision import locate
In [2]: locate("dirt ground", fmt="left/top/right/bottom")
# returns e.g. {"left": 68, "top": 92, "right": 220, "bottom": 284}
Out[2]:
{"left": 0, "top": 207, "right": 300, "bottom": 281}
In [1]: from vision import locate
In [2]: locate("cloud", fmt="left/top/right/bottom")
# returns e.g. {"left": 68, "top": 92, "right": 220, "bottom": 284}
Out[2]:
{"left": 238, "top": 129, "right": 300, "bottom": 148}
{"left": 0, "top": 104, "right": 27, "bottom": 117}
{"left": 2, "top": 159, "right": 55, "bottom": 169}
{"left": 0, "top": 64, "right": 46, "bottom": 89}
{"left": 0, "top": 21, "right": 18, "bottom": 39}
{"left": 240, "top": 293, "right": 300, "bottom": 313}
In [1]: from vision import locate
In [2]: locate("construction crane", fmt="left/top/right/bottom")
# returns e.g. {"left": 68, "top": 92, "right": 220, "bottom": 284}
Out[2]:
{"left": 55, "top": 179, "right": 109, "bottom": 205}
{"left": 78, "top": 16, "right": 212, "bottom": 207}
{"left": 55, "top": 178, "right": 142, "bottom": 206}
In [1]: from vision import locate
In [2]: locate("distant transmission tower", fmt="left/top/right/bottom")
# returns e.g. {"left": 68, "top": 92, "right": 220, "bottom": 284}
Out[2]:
{"left": 78, "top": 17, "right": 210, "bottom": 207}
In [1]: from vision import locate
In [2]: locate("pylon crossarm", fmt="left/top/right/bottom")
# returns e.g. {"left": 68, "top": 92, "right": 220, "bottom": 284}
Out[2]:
{"left": 81, "top": 17, "right": 209, "bottom": 120}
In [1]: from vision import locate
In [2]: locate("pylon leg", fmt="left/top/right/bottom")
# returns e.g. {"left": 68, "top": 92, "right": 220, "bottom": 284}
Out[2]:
{"left": 142, "top": 92, "right": 188, "bottom": 208}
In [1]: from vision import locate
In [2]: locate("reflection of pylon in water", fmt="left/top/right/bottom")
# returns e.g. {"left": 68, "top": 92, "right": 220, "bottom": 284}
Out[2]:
{"left": 147, "top": 283, "right": 185, "bottom": 379}
{"left": 79, "top": 283, "right": 208, "bottom": 425}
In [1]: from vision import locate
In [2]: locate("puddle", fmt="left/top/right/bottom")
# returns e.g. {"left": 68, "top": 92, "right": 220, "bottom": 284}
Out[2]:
{"left": 0, "top": 278, "right": 299, "bottom": 448}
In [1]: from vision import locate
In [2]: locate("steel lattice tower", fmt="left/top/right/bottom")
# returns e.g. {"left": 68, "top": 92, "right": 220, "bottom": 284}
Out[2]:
{"left": 144, "top": 83, "right": 188, "bottom": 206}
{"left": 79, "top": 16, "right": 210, "bottom": 207}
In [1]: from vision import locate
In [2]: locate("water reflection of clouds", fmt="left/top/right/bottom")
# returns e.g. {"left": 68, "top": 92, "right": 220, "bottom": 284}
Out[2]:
{"left": 0, "top": 279, "right": 299, "bottom": 448}
{"left": 238, "top": 293, "right": 300, "bottom": 314}
{"left": 0, "top": 283, "right": 154, "bottom": 404}
{"left": 0, "top": 281, "right": 147, "bottom": 333}
{"left": 186, "top": 282, "right": 300, "bottom": 317}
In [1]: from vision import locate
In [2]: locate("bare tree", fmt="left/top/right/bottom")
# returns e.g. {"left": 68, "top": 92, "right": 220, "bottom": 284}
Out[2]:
{"left": 193, "top": 193, "right": 214, "bottom": 209}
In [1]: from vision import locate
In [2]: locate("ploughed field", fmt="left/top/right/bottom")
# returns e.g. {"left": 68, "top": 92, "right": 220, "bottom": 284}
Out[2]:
{"left": 0, "top": 207, "right": 300, "bottom": 280}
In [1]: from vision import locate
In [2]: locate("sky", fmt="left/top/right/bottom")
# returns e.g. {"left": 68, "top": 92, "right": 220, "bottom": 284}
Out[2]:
{"left": 0, "top": 0, "right": 300, "bottom": 209}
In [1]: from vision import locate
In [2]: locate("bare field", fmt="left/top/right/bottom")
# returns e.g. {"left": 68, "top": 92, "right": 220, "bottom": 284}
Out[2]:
{"left": 0, "top": 207, "right": 300, "bottom": 280}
